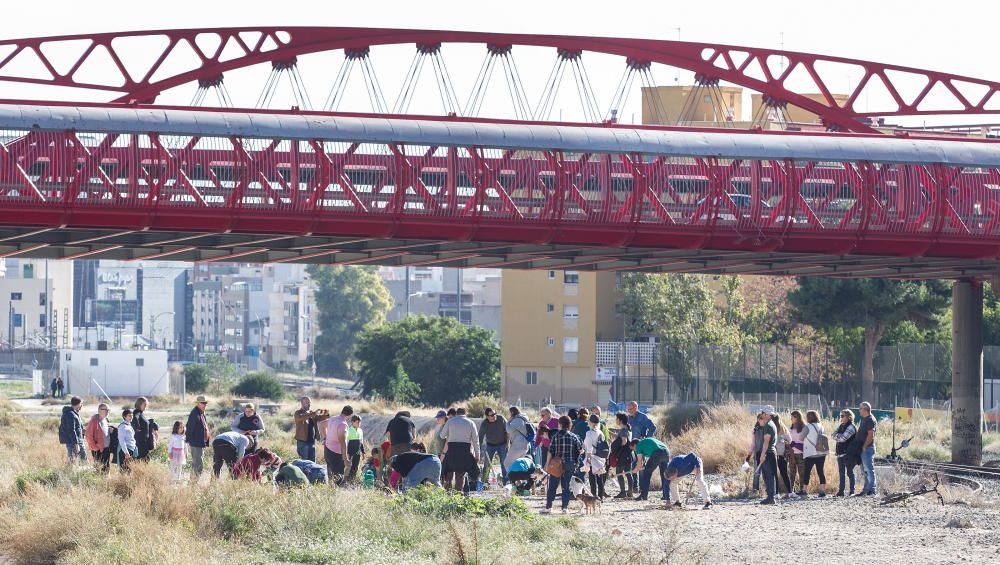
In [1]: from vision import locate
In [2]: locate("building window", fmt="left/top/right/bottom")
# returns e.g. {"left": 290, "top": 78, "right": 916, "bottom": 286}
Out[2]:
{"left": 39, "top": 293, "right": 46, "bottom": 306}
{"left": 547, "top": 271, "right": 556, "bottom": 280}
{"left": 22, "top": 264, "right": 33, "bottom": 278}
{"left": 526, "top": 371, "right": 538, "bottom": 385}
{"left": 9, "top": 292, "right": 21, "bottom": 301}
{"left": 39, "top": 314, "right": 46, "bottom": 328}
{"left": 563, "top": 271, "right": 579, "bottom": 284}
{"left": 563, "top": 305, "right": 579, "bottom": 319}
{"left": 615, "top": 272, "right": 622, "bottom": 290}
{"left": 615, "top": 302, "right": 624, "bottom": 316}
{"left": 90, "top": 358, "right": 98, "bottom": 366}
{"left": 135, "top": 358, "right": 144, "bottom": 367}
{"left": 546, "top": 304, "right": 554, "bottom": 313}
{"left": 563, "top": 337, "right": 579, "bottom": 353}
{"left": 546, "top": 337, "right": 555, "bottom": 347}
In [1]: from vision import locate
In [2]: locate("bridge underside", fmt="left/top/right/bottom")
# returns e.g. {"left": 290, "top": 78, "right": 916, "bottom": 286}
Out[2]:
{"left": 1, "top": 226, "right": 997, "bottom": 279}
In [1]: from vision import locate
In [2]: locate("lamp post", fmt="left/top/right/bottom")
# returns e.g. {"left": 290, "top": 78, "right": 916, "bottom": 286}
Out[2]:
{"left": 149, "top": 311, "right": 174, "bottom": 350}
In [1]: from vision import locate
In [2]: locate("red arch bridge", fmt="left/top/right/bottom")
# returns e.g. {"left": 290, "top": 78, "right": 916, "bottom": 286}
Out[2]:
{"left": 0, "top": 27, "right": 996, "bottom": 464}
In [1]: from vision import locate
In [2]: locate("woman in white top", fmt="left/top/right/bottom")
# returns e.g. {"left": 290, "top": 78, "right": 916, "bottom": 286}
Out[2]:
{"left": 582, "top": 414, "right": 608, "bottom": 498}
{"left": 118, "top": 408, "right": 137, "bottom": 472}
{"left": 801, "top": 409, "right": 828, "bottom": 497}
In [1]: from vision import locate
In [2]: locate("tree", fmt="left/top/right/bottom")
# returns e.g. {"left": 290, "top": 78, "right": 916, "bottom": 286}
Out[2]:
{"left": 184, "top": 364, "right": 210, "bottom": 393}
{"left": 354, "top": 316, "right": 500, "bottom": 405}
{"left": 204, "top": 354, "right": 238, "bottom": 395}
{"left": 307, "top": 265, "right": 392, "bottom": 377}
{"left": 788, "top": 278, "right": 951, "bottom": 403}
{"left": 386, "top": 363, "right": 421, "bottom": 404}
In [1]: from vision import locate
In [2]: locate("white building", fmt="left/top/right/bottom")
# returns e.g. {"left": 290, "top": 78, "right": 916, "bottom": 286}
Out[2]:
{"left": 1, "top": 259, "right": 74, "bottom": 349}
{"left": 59, "top": 349, "right": 169, "bottom": 397}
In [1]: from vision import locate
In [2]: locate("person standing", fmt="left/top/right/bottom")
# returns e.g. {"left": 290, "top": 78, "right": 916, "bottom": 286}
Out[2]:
{"left": 787, "top": 410, "right": 807, "bottom": 495}
{"left": 611, "top": 412, "right": 635, "bottom": 498}
{"left": 56, "top": 376, "right": 64, "bottom": 398}
{"left": 118, "top": 408, "right": 137, "bottom": 472}
{"left": 665, "top": 452, "right": 712, "bottom": 509}
{"left": 571, "top": 408, "right": 590, "bottom": 440}
{"left": 49, "top": 376, "right": 58, "bottom": 399}
{"left": 168, "top": 421, "right": 187, "bottom": 483}
{"left": 854, "top": 402, "right": 878, "bottom": 496}
{"left": 211, "top": 430, "right": 250, "bottom": 478}
{"left": 185, "top": 396, "right": 211, "bottom": 480}
{"left": 84, "top": 402, "right": 111, "bottom": 472}
{"left": 232, "top": 403, "right": 265, "bottom": 453}
{"left": 428, "top": 410, "right": 448, "bottom": 458}
{"left": 133, "top": 397, "right": 154, "bottom": 461}
{"left": 541, "top": 416, "right": 582, "bottom": 514}
{"left": 832, "top": 409, "right": 858, "bottom": 497}
{"left": 626, "top": 401, "right": 657, "bottom": 439}
{"left": 439, "top": 407, "right": 480, "bottom": 493}
{"left": 536, "top": 407, "right": 559, "bottom": 466}
{"left": 505, "top": 406, "right": 532, "bottom": 471}
{"left": 293, "top": 396, "right": 329, "bottom": 462}
{"left": 346, "top": 414, "right": 365, "bottom": 482}
{"left": 384, "top": 411, "right": 416, "bottom": 460}
{"left": 772, "top": 414, "right": 796, "bottom": 499}
{"left": 583, "top": 414, "right": 608, "bottom": 499}
{"left": 58, "top": 396, "right": 86, "bottom": 464}
{"left": 748, "top": 407, "right": 778, "bottom": 505}
{"left": 630, "top": 436, "right": 671, "bottom": 502}
{"left": 479, "top": 407, "right": 509, "bottom": 485}
{"left": 801, "top": 409, "right": 829, "bottom": 497}
{"left": 324, "top": 405, "right": 353, "bottom": 484}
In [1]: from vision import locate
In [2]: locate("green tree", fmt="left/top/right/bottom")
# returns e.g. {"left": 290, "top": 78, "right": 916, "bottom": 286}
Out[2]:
{"left": 204, "top": 354, "right": 238, "bottom": 394}
{"left": 788, "top": 278, "right": 951, "bottom": 402}
{"left": 355, "top": 316, "right": 500, "bottom": 405}
{"left": 386, "top": 363, "right": 421, "bottom": 404}
{"left": 307, "top": 265, "right": 392, "bottom": 377}
{"left": 184, "top": 364, "right": 210, "bottom": 393}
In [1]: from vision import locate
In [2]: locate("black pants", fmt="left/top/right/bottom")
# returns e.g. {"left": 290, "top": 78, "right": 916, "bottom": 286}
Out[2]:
{"left": 508, "top": 470, "right": 535, "bottom": 492}
{"left": 777, "top": 455, "right": 792, "bottom": 494}
{"left": 347, "top": 439, "right": 362, "bottom": 482}
{"left": 442, "top": 442, "right": 479, "bottom": 493}
{"left": 588, "top": 471, "right": 607, "bottom": 498}
{"left": 325, "top": 446, "right": 346, "bottom": 484}
{"left": 803, "top": 455, "right": 827, "bottom": 490}
{"left": 91, "top": 448, "right": 111, "bottom": 473}
{"left": 212, "top": 440, "right": 238, "bottom": 478}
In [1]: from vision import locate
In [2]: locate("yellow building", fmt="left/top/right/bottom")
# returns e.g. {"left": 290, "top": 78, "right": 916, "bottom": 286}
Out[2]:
{"left": 641, "top": 85, "right": 744, "bottom": 126}
{"left": 750, "top": 93, "right": 852, "bottom": 125}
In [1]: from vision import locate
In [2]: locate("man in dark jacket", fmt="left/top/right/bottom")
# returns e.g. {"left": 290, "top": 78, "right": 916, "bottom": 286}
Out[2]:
{"left": 133, "top": 397, "right": 155, "bottom": 460}
{"left": 185, "top": 395, "right": 211, "bottom": 479}
{"left": 58, "top": 396, "right": 86, "bottom": 463}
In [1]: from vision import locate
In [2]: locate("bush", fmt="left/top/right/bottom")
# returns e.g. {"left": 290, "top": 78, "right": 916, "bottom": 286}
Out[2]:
{"left": 464, "top": 394, "right": 506, "bottom": 418}
{"left": 395, "top": 485, "right": 530, "bottom": 519}
{"left": 231, "top": 372, "right": 285, "bottom": 401}
{"left": 14, "top": 468, "right": 62, "bottom": 494}
{"left": 184, "top": 364, "right": 210, "bottom": 393}
{"left": 656, "top": 403, "right": 709, "bottom": 437}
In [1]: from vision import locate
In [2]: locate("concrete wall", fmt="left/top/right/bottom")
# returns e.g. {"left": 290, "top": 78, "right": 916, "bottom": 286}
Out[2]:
{"left": 60, "top": 349, "right": 169, "bottom": 398}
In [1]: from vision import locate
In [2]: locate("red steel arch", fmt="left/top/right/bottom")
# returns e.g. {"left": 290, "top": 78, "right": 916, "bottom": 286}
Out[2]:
{"left": 1, "top": 27, "right": 1000, "bottom": 133}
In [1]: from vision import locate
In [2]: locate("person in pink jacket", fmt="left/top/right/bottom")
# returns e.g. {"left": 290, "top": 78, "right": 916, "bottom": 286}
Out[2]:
{"left": 84, "top": 403, "right": 112, "bottom": 473}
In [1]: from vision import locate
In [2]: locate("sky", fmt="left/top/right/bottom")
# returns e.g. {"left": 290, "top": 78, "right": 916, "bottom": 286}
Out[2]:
{"left": 0, "top": 0, "right": 992, "bottom": 126}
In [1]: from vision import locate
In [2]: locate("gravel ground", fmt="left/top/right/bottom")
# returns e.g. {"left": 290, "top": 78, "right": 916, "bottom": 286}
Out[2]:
{"left": 518, "top": 469, "right": 1000, "bottom": 564}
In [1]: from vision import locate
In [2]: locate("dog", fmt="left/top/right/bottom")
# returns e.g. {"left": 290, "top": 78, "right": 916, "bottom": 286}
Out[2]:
{"left": 576, "top": 492, "right": 602, "bottom": 514}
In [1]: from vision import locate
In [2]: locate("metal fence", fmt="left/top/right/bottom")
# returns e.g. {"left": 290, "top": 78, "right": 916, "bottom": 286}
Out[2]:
{"left": 608, "top": 342, "right": 969, "bottom": 410}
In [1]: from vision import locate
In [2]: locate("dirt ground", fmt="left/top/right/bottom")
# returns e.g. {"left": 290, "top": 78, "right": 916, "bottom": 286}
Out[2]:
{"left": 518, "top": 477, "right": 1000, "bottom": 564}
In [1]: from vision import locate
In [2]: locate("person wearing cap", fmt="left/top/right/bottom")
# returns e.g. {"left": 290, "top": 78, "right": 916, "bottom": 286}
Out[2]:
{"left": 504, "top": 406, "right": 531, "bottom": 471}
{"left": 232, "top": 402, "right": 266, "bottom": 453}
{"left": 294, "top": 396, "right": 329, "bottom": 462}
{"left": 185, "top": 395, "right": 211, "bottom": 479}
{"left": 479, "top": 407, "right": 509, "bottom": 485}
{"left": 746, "top": 407, "right": 778, "bottom": 505}
{"left": 324, "top": 405, "right": 353, "bottom": 484}
{"left": 429, "top": 410, "right": 448, "bottom": 457}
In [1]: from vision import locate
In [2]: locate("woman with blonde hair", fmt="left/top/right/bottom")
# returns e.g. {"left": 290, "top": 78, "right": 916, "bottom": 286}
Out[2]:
{"left": 787, "top": 410, "right": 806, "bottom": 494}
{"left": 801, "top": 409, "right": 829, "bottom": 497}
{"left": 831, "top": 409, "right": 858, "bottom": 496}
{"left": 771, "top": 414, "right": 797, "bottom": 499}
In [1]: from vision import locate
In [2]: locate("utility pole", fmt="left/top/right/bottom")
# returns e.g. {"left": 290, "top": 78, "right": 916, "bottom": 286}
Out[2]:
{"left": 405, "top": 266, "right": 410, "bottom": 316}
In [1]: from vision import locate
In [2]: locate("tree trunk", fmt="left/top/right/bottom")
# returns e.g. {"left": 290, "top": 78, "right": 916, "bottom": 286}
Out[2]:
{"left": 861, "top": 324, "right": 886, "bottom": 406}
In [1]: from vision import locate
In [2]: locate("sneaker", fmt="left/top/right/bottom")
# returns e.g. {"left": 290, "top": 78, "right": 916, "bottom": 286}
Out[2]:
{"left": 560, "top": 507, "right": 569, "bottom": 514}
{"left": 836, "top": 491, "right": 845, "bottom": 497}
{"left": 780, "top": 493, "right": 789, "bottom": 500}
{"left": 672, "top": 501, "right": 683, "bottom": 509}
{"left": 760, "top": 498, "right": 776, "bottom": 505}
{"left": 788, "top": 492, "right": 800, "bottom": 499}
{"left": 703, "top": 501, "right": 713, "bottom": 509}
{"left": 633, "top": 495, "right": 648, "bottom": 501}
{"left": 539, "top": 508, "right": 552, "bottom": 514}
{"left": 818, "top": 492, "right": 826, "bottom": 498}
{"left": 796, "top": 491, "right": 807, "bottom": 497}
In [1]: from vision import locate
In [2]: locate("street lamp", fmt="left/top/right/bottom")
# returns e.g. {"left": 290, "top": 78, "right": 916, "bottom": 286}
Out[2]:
{"left": 149, "top": 311, "right": 174, "bottom": 350}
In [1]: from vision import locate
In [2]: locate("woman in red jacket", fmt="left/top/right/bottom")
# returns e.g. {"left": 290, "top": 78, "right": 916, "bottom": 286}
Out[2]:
{"left": 84, "top": 403, "right": 112, "bottom": 473}
{"left": 232, "top": 448, "right": 280, "bottom": 482}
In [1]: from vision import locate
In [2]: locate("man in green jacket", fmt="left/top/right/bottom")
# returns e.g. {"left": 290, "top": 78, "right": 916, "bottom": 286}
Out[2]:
{"left": 630, "top": 437, "right": 671, "bottom": 502}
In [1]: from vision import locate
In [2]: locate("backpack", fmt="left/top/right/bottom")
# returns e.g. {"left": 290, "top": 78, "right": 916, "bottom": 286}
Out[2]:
{"left": 807, "top": 424, "right": 830, "bottom": 454}
{"left": 522, "top": 420, "right": 536, "bottom": 444}
{"left": 108, "top": 425, "right": 120, "bottom": 464}
{"left": 291, "top": 459, "right": 329, "bottom": 484}
{"left": 594, "top": 436, "right": 610, "bottom": 458}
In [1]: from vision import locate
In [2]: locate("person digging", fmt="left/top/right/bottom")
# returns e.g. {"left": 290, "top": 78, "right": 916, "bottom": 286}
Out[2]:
{"left": 664, "top": 452, "right": 712, "bottom": 510}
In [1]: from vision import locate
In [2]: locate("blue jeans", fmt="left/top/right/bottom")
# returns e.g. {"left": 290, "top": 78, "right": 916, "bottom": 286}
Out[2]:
{"left": 638, "top": 448, "right": 671, "bottom": 500}
{"left": 546, "top": 469, "right": 573, "bottom": 509}
{"left": 861, "top": 446, "right": 876, "bottom": 495}
{"left": 66, "top": 443, "right": 86, "bottom": 463}
{"left": 482, "top": 443, "right": 508, "bottom": 483}
{"left": 837, "top": 455, "right": 856, "bottom": 494}
{"left": 297, "top": 440, "right": 316, "bottom": 462}
{"left": 760, "top": 452, "right": 777, "bottom": 500}
{"left": 404, "top": 456, "right": 443, "bottom": 491}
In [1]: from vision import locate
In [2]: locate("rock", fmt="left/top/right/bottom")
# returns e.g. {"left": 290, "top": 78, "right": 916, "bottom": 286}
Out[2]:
{"left": 612, "top": 528, "right": 622, "bottom": 536}
{"left": 945, "top": 517, "right": 974, "bottom": 529}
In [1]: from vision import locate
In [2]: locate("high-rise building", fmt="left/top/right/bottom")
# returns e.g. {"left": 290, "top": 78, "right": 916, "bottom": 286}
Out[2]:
{"left": 1, "top": 259, "right": 73, "bottom": 349}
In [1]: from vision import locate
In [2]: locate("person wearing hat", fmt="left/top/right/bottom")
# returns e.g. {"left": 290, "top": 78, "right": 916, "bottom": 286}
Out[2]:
{"left": 232, "top": 402, "right": 266, "bottom": 453}
{"left": 746, "top": 406, "right": 779, "bottom": 505}
{"left": 428, "top": 410, "right": 448, "bottom": 457}
{"left": 185, "top": 395, "right": 211, "bottom": 479}
{"left": 478, "top": 407, "right": 509, "bottom": 485}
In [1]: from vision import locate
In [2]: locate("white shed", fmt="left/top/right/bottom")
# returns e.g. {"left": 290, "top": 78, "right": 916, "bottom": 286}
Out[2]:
{"left": 59, "top": 349, "right": 169, "bottom": 398}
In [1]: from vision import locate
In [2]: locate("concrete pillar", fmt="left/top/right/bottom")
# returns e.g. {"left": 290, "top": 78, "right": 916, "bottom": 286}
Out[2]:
{"left": 951, "top": 280, "right": 983, "bottom": 465}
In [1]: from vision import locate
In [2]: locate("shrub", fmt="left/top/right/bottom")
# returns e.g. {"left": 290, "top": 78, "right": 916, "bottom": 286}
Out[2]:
{"left": 395, "top": 485, "right": 530, "bottom": 519}
{"left": 231, "top": 372, "right": 285, "bottom": 401}
{"left": 655, "top": 403, "right": 709, "bottom": 437}
{"left": 184, "top": 364, "right": 210, "bottom": 393}
{"left": 14, "top": 467, "right": 62, "bottom": 494}
{"left": 464, "top": 394, "right": 506, "bottom": 419}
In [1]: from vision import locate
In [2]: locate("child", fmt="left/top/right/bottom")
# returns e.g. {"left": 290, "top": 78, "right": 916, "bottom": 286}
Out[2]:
{"left": 379, "top": 439, "right": 391, "bottom": 483}
{"left": 168, "top": 420, "right": 187, "bottom": 483}
{"left": 346, "top": 415, "right": 364, "bottom": 482}
{"left": 361, "top": 447, "right": 381, "bottom": 479}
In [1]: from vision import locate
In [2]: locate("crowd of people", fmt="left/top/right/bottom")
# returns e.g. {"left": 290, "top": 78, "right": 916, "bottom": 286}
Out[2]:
{"left": 56, "top": 392, "right": 878, "bottom": 513}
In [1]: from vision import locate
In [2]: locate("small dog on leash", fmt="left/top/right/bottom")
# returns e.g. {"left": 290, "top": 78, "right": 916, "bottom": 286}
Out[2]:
{"left": 576, "top": 492, "right": 603, "bottom": 514}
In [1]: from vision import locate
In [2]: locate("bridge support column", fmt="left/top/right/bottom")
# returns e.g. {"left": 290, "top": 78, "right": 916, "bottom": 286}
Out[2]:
{"left": 951, "top": 280, "right": 983, "bottom": 465}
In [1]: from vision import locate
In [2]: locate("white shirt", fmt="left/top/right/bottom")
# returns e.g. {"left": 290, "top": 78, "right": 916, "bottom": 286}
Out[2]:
{"left": 118, "top": 420, "right": 136, "bottom": 453}
{"left": 168, "top": 434, "right": 186, "bottom": 450}
{"left": 802, "top": 423, "right": 827, "bottom": 458}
